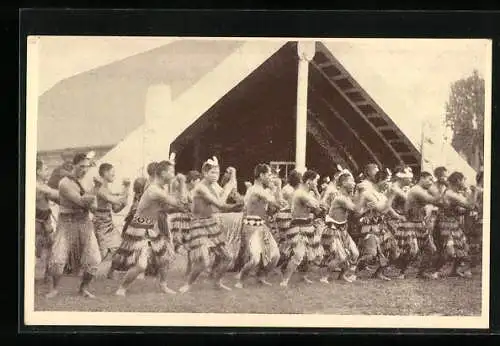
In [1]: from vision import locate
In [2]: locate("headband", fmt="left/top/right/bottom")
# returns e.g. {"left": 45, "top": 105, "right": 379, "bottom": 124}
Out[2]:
{"left": 395, "top": 166, "right": 413, "bottom": 179}
{"left": 166, "top": 152, "right": 176, "bottom": 165}
{"left": 205, "top": 156, "right": 219, "bottom": 166}
{"left": 86, "top": 151, "right": 96, "bottom": 160}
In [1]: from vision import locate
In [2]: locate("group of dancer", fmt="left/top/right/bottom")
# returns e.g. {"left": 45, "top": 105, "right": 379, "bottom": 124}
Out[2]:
{"left": 35, "top": 150, "right": 484, "bottom": 298}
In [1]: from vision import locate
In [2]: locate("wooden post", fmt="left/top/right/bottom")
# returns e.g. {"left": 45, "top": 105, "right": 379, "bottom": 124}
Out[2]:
{"left": 295, "top": 41, "right": 316, "bottom": 174}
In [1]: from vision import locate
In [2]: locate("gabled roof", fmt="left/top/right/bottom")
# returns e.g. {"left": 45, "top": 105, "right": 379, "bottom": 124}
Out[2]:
{"left": 37, "top": 40, "right": 244, "bottom": 151}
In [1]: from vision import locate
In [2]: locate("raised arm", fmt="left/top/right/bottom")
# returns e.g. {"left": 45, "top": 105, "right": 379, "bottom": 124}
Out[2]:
{"left": 196, "top": 184, "right": 232, "bottom": 211}
{"left": 447, "top": 189, "right": 478, "bottom": 209}
{"left": 414, "top": 187, "right": 442, "bottom": 206}
{"left": 37, "top": 184, "right": 59, "bottom": 203}
{"left": 152, "top": 188, "right": 189, "bottom": 213}
{"left": 59, "top": 180, "right": 94, "bottom": 208}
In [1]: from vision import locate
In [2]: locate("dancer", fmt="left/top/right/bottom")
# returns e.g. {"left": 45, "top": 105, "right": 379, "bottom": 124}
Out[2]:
{"left": 356, "top": 168, "right": 402, "bottom": 281}
{"left": 46, "top": 152, "right": 101, "bottom": 298}
{"left": 47, "top": 150, "right": 74, "bottom": 189}
{"left": 433, "top": 172, "right": 477, "bottom": 279}
{"left": 468, "top": 171, "right": 483, "bottom": 269}
{"left": 179, "top": 157, "right": 242, "bottom": 293}
{"left": 35, "top": 159, "right": 59, "bottom": 281}
{"left": 280, "top": 170, "right": 324, "bottom": 287}
{"left": 319, "top": 168, "right": 362, "bottom": 284}
{"left": 92, "top": 163, "right": 130, "bottom": 279}
{"left": 113, "top": 159, "right": 189, "bottom": 296}
{"left": 234, "top": 163, "right": 282, "bottom": 288}
{"left": 385, "top": 165, "right": 418, "bottom": 279}
{"left": 404, "top": 171, "right": 443, "bottom": 279}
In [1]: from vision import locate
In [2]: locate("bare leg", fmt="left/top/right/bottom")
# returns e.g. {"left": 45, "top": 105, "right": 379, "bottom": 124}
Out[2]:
{"left": 158, "top": 262, "right": 176, "bottom": 294}
{"left": 179, "top": 258, "right": 205, "bottom": 293}
{"left": 79, "top": 272, "right": 97, "bottom": 298}
{"left": 115, "top": 266, "right": 145, "bottom": 296}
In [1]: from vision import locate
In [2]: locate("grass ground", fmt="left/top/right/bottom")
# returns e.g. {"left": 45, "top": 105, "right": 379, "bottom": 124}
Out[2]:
{"left": 34, "top": 256, "right": 482, "bottom": 316}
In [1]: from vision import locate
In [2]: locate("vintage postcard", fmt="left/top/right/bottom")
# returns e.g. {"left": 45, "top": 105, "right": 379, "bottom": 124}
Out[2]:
{"left": 24, "top": 36, "right": 492, "bottom": 328}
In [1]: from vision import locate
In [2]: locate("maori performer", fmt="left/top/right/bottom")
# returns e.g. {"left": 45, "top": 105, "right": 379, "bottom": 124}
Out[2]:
{"left": 112, "top": 158, "right": 189, "bottom": 296}
{"left": 275, "top": 169, "right": 302, "bottom": 267}
{"left": 319, "top": 167, "right": 362, "bottom": 284}
{"left": 385, "top": 165, "right": 418, "bottom": 279}
{"left": 92, "top": 163, "right": 130, "bottom": 279}
{"left": 356, "top": 167, "right": 402, "bottom": 281}
{"left": 179, "top": 157, "right": 242, "bottom": 293}
{"left": 122, "top": 176, "right": 148, "bottom": 234}
{"left": 280, "top": 170, "right": 325, "bottom": 287}
{"left": 403, "top": 171, "right": 443, "bottom": 279}
{"left": 47, "top": 150, "right": 74, "bottom": 190}
{"left": 35, "top": 158, "right": 59, "bottom": 282}
{"left": 433, "top": 172, "right": 477, "bottom": 279}
{"left": 468, "top": 171, "right": 484, "bottom": 270}
{"left": 234, "top": 163, "right": 282, "bottom": 289}
{"left": 46, "top": 152, "right": 101, "bottom": 299}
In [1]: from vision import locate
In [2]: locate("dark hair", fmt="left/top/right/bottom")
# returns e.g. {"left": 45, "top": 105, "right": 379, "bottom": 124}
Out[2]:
{"left": 419, "top": 171, "right": 433, "bottom": 180}
{"left": 146, "top": 162, "right": 158, "bottom": 177}
{"left": 322, "top": 176, "right": 331, "bottom": 184}
{"left": 201, "top": 162, "right": 218, "bottom": 174}
{"left": 133, "top": 177, "right": 147, "bottom": 195}
{"left": 302, "top": 170, "right": 319, "bottom": 183}
{"left": 72, "top": 152, "right": 88, "bottom": 165}
{"left": 187, "top": 170, "right": 201, "bottom": 184}
{"left": 434, "top": 166, "right": 447, "bottom": 179}
{"left": 476, "top": 171, "right": 483, "bottom": 185}
{"left": 287, "top": 169, "right": 302, "bottom": 188}
{"left": 364, "top": 163, "right": 378, "bottom": 175}
{"left": 98, "top": 163, "right": 113, "bottom": 177}
{"left": 448, "top": 171, "right": 465, "bottom": 186}
{"left": 36, "top": 159, "right": 43, "bottom": 171}
{"left": 254, "top": 163, "right": 271, "bottom": 180}
{"left": 336, "top": 172, "right": 353, "bottom": 186}
{"left": 155, "top": 160, "right": 173, "bottom": 176}
{"left": 375, "top": 169, "right": 391, "bottom": 183}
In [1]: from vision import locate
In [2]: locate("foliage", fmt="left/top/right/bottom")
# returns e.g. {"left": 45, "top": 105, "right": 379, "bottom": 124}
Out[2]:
{"left": 445, "top": 70, "right": 485, "bottom": 170}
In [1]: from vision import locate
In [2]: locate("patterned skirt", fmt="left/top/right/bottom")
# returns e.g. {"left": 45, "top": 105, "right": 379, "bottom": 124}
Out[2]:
{"left": 111, "top": 218, "right": 175, "bottom": 272}
{"left": 167, "top": 212, "right": 193, "bottom": 251}
{"left": 183, "top": 216, "right": 226, "bottom": 264}
{"left": 233, "top": 215, "right": 279, "bottom": 269}
{"left": 359, "top": 219, "right": 399, "bottom": 265}
{"left": 435, "top": 214, "right": 469, "bottom": 260}
{"left": 214, "top": 212, "right": 244, "bottom": 270}
{"left": 282, "top": 219, "right": 325, "bottom": 266}
{"left": 322, "top": 218, "right": 358, "bottom": 269}
{"left": 393, "top": 219, "right": 421, "bottom": 257}
{"left": 93, "top": 210, "right": 122, "bottom": 258}
{"left": 35, "top": 208, "right": 53, "bottom": 258}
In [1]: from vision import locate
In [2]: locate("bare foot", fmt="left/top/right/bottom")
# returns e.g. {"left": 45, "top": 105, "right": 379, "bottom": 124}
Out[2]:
{"left": 234, "top": 281, "right": 243, "bottom": 289}
{"left": 319, "top": 277, "right": 330, "bottom": 284}
{"left": 216, "top": 282, "right": 232, "bottom": 291}
{"left": 179, "top": 284, "right": 191, "bottom": 294}
{"left": 45, "top": 289, "right": 59, "bottom": 298}
{"left": 258, "top": 278, "right": 272, "bottom": 286}
{"left": 159, "top": 283, "right": 177, "bottom": 295}
{"left": 79, "top": 289, "right": 97, "bottom": 299}
{"left": 375, "top": 273, "right": 391, "bottom": 281}
{"left": 115, "top": 287, "right": 126, "bottom": 297}
{"left": 302, "top": 276, "right": 314, "bottom": 284}
{"left": 341, "top": 273, "right": 354, "bottom": 283}
{"left": 280, "top": 280, "right": 289, "bottom": 287}
{"left": 395, "top": 273, "right": 406, "bottom": 280}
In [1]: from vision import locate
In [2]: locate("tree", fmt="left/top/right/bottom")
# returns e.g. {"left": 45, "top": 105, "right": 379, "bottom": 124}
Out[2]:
{"left": 445, "top": 70, "right": 485, "bottom": 171}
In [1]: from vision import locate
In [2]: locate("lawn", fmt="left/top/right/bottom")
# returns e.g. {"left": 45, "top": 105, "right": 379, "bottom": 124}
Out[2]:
{"left": 33, "top": 255, "right": 482, "bottom": 316}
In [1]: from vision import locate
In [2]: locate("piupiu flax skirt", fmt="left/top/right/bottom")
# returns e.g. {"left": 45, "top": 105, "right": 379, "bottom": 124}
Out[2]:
{"left": 282, "top": 219, "right": 325, "bottom": 266}
{"left": 239, "top": 216, "right": 279, "bottom": 268}
{"left": 35, "top": 208, "right": 53, "bottom": 258}
{"left": 93, "top": 210, "right": 122, "bottom": 258}
{"left": 435, "top": 214, "right": 469, "bottom": 260}
{"left": 322, "top": 218, "right": 358, "bottom": 269}
{"left": 112, "top": 218, "right": 175, "bottom": 272}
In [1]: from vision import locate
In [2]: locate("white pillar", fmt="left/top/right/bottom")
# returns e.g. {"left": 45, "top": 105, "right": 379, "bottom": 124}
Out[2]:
{"left": 295, "top": 41, "right": 316, "bottom": 174}
{"left": 143, "top": 84, "right": 172, "bottom": 173}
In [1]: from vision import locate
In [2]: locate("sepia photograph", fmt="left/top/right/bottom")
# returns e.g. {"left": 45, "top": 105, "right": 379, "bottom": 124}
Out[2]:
{"left": 24, "top": 36, "right": 491, "bottom": 328}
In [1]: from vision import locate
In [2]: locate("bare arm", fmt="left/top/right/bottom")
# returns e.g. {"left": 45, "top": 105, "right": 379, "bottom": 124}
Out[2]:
{"left": 153, "top": 188, "right": 189, "bottom": 212}
{"left": 197, "top": 184, "right": 231, "bottom": 211}
{"left": 59, "top": 180, "right": 93, "bottom": 208}
{"left": 37, "top": 184, "right": 59, "bottom": 203}
{"left": 414, "top": 188, "right": 441, "bottom": 206}
{"left": 447, "top": 189, "right": 477, "bottom": 209}
{"left": 362, "top": 191, "right": 387, "bottom": 212}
